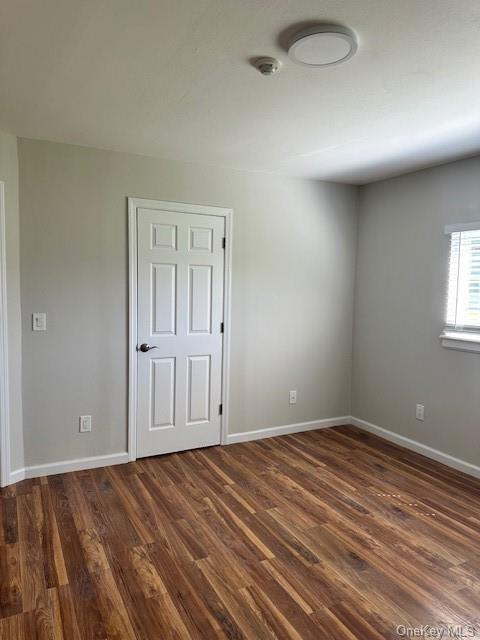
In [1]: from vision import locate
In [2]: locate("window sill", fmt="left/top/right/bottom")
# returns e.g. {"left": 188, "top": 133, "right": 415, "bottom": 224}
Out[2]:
{"left": 440, "top": 331, "right": 480, "bottom": 353}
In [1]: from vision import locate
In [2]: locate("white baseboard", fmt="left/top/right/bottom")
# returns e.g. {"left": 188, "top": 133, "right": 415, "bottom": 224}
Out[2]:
{"left": 9, "top": 418, "right": 480, "bottom": 484}
{"left": 226, "top": 416, "right": 351, "bottom": 445}
{"left": 9, "top": 451, "right": 129, "bottom": 484}
{"left": 351, "top": 416, "right": 480, "bottom": 480}
{"left": 9, "top": 467, "right": 26, "bottom": 484}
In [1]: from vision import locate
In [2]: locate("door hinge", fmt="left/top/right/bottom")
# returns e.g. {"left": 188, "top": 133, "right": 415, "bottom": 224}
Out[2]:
{"left": 222, "top": 237, "right": 226, "bottom": 249}
{"left": 220, "top": 322, "right": 224, "bottom": 333}
{"left": 219, "top": 403, "right": 223, "bottom": 416}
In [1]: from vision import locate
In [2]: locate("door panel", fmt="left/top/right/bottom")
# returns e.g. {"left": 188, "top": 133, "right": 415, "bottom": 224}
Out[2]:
{"left": 153, "top": 224, "right": 177, "bottom": 250}
{"left": 136, "top": 206, "right": 225, "bottom": 457}
{"left": 151, "top": 357, "right": 175, "bottom": 429}
{"left": 189, "top": 265, "right": 212, "bottom": 334}
{"left": 152, "top": 264, "right": 176, "bottom": 335}
{"left": 189, "top": 226, "right": 213, "bottom": 252}
{"left": 187, "top": 355, "right": 211, "bottom": 424}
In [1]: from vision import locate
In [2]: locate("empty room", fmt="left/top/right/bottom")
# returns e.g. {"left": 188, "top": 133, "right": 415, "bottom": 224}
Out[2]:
{"left": 1, "top": 1, "right": 480, "bottom": 638}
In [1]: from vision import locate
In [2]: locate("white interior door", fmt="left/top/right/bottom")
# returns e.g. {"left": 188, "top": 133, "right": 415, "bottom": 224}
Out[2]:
{"left": 136, "top": 205, "right": 225, "bottom": 457}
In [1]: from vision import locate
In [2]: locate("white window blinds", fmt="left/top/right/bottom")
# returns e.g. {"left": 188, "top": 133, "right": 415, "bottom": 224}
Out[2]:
{"left": 446, "top": 228, "right": 480, "bottom": 330}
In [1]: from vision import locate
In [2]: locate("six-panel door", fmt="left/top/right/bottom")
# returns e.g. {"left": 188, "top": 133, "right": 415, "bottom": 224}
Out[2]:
{"left": 136, "top": 208, "right": 225, "bottom": 457}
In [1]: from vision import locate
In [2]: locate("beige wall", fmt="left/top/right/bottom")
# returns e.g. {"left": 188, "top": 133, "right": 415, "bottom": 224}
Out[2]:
{"left": 353, "top": 156, "right": 480, "bottom": 466}
{"left": 18, "top": 138, "right": 358, "bottom": 467}
{"left": 0, "top": 131, "right": 24, "bottom": 472}
{"left": 13, "top": 139, "right": 480, "bottom": 472}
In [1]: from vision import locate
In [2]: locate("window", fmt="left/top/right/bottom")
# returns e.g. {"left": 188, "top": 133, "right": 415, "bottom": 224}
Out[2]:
{"left": 442, "top": 223, "right": 480, "bottom": 352}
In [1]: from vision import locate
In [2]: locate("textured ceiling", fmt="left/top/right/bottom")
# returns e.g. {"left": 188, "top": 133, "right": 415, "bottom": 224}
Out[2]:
{"left": 1, "top": 0, "right": 479, "bottom": 183}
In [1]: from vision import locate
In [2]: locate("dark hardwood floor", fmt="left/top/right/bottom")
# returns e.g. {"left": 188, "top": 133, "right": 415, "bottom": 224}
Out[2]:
{"left": 1, "top": 425, "right": 480, "bottom": 639}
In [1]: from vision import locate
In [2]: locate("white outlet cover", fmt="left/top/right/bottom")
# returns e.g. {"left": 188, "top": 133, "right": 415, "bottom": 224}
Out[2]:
{"left": 79, "top": 415, "right": 92, "bottom": 432}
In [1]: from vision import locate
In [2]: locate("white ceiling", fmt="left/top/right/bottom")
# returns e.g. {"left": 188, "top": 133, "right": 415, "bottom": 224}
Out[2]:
{"left": 1, "top": 0, "right": 479, "bottom": 184}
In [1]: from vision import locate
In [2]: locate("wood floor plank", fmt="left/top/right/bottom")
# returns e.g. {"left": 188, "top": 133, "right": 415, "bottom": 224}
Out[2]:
{"left": 78, "top": 528, "right": 137, "bottom": 640}
{"left": 54, "top": 585, "right": 82, "bottom": 640}
{"left": 47, "top": 475, "right": 108, "bottom": 639}
{"left": 23, "top": 605, "right": 55, "bottom": 640}
{"left": 0, "top": 611, "right": 24, "bottom": 640}
{"left": 37, "top": 485, "right": 68, "bottom": 589}
{"left": 0, "top": 542, "right": 22, "bottom": 618}
{"left": 1, "top": 496, "right": 18, "bottom": 545}
{"left": 47, "top": 588, "right": 65, "bottom": 640}
{"left": 1, "top": 425, "right": 480, "bottom": 638}
{"left": 17, "top": 493, "right": 48, "bottom": 613}
{"left": 149, "top": 543, "right": 223, "bottom": 639}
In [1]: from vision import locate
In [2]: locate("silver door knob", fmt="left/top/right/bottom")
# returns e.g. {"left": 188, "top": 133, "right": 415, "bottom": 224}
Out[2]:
{"left": 138, "top": 343, "right": 157, "bottom": 352}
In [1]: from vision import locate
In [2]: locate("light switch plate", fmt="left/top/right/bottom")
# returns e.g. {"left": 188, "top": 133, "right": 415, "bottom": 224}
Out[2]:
{"left": 32, "top": 313, "right": 47, "bottom": 331}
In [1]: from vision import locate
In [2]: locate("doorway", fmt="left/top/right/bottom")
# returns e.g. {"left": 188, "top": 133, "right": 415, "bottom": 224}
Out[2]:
{"left": 128, "top": 199, "right": 232, "bottom": 459}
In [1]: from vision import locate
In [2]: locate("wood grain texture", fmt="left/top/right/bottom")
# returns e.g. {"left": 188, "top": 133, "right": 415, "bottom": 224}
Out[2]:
{"left": 1, "top": 425, "right": 480, "bottom": 639}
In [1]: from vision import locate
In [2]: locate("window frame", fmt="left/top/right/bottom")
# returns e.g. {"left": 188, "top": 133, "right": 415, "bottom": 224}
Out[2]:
{"left": 441, "top": 221, "right": 480, "bottom": 353}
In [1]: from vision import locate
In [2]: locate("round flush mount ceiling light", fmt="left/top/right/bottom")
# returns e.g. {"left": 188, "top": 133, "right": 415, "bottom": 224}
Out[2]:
{"left": 288, "top": 24, "right": 357, "bottom": 67}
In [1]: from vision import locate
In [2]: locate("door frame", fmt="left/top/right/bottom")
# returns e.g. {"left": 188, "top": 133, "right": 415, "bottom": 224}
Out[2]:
{"left": 0, "top": 182, "right": 11, "bottom": 487}
{"left": 127, "top": 198, "right": 233, "bottom": 461}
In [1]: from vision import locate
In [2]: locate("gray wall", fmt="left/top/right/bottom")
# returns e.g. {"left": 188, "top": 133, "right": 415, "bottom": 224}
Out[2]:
{"left": 18, "top": 138, "right": 358, "bottom": 467}
{"left": 353, "top": 156, "right": 480, "bottom": 466}
{"left": 0, "top": 131, "right": 24, "bottom": 472}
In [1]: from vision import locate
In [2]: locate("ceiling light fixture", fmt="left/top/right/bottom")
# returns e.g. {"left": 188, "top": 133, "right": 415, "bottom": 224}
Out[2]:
{"left": 288, "top": 24, "right": 357, "bottom": 67}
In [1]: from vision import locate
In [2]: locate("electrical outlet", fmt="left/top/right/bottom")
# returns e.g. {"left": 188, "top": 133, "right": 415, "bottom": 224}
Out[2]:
{"left": 289, "top": 390, "right": 297, "bottom": 405}
{"left": 415, "top": 404, "right": 425, "bottom": 422}
{"left": 79, "top": 415, "right": 92, "bottom": 433}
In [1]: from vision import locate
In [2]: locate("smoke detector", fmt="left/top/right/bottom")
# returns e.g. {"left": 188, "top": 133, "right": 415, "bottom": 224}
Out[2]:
{"left": 288, "top": 24, "right": 357, "bottom": 67}
{"left": 254, "top": 57, "right": 281, "bottom": 76}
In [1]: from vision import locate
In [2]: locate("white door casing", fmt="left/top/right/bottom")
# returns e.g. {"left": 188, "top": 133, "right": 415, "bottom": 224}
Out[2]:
{"left": 0, "top": 182, "right": 10, "bottom": 487}
{"left": 129, "top": 199, "right": 232, "bottom": 459}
